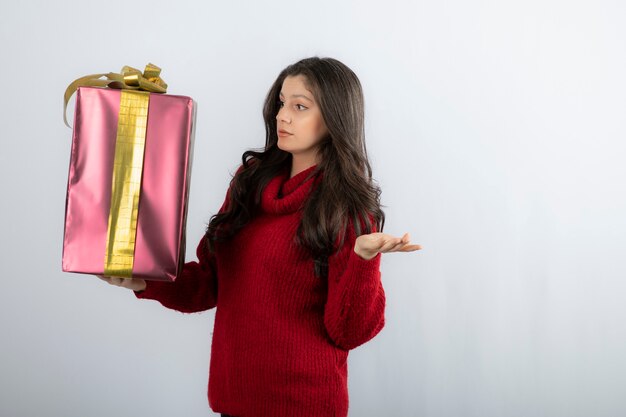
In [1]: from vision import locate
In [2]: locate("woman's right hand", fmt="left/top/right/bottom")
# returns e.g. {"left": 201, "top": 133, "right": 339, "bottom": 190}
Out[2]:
{"left": 97, "top": 275, "right": 147, "bottom": 292}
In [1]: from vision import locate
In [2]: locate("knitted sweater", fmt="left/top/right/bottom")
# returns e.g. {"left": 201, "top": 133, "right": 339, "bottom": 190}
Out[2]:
{"left": 134, "top": 164, "right": 386, "bottom": 417}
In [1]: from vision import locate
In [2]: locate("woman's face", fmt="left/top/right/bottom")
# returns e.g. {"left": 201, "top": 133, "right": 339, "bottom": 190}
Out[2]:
{"left": 276, "top": 75, "right": 329, "bottom": 163}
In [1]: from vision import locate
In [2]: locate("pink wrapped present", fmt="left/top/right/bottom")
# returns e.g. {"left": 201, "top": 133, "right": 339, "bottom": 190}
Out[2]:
{"left": 62, "top": 84, "right": 196, "bottom": 281}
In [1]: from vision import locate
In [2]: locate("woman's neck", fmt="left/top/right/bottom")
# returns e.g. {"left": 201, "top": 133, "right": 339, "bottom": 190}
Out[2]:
{"left": 290, "top": 154, "right": 319, "bottom": 178}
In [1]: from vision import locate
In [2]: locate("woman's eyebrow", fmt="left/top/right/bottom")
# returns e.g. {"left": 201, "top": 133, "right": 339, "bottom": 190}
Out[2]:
{"left": 279, "top": 91, "right": 313, "bottom": 102}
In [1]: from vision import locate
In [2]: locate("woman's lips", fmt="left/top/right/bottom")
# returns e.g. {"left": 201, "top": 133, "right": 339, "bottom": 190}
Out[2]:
{"left": 278, "top": 130, "right": 292, "bottom": 137}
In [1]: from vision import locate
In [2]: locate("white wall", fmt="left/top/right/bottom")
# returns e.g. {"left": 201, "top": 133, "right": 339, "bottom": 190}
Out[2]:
{"left": 1, "top": 0, "right": 625, "bottom": 416}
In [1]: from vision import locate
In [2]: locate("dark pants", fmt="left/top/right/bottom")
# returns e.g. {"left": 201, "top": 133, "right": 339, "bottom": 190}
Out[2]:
{"left": 221, "top": 414, "right": 236, "bottom": 417}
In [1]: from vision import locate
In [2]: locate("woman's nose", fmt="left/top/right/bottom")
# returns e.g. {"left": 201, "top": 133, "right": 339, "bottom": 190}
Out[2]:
{"left": 276, "top": 107, "right": 291, "bottom": 123}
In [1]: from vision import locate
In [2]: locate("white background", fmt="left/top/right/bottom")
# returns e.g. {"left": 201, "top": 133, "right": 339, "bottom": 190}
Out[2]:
{"left": 1, "top": 0, "right": 625, "bottom": 416}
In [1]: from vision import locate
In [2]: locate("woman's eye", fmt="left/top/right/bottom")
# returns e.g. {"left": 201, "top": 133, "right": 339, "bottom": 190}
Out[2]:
{"left": 278, "top": 101, "right": 306, "bottom": 111}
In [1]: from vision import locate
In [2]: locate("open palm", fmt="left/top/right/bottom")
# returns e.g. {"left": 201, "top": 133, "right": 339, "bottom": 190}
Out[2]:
{"left": 354, "top": 232, "right": 422, "bottom": 260}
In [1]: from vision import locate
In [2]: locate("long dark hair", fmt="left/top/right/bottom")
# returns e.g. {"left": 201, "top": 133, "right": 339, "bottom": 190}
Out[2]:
{"left": 205, "top": 56, "right": 385, "bottom": 278}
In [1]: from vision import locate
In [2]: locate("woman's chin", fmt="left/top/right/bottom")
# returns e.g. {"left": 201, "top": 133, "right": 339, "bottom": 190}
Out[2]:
{"left": 276, "top": 141, "right": 292, "bottom": 153}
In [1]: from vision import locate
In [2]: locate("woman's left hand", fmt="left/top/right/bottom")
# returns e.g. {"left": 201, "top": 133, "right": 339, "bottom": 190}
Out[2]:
{"left": 354, "top": 232, "right": 422, "bottom": 260}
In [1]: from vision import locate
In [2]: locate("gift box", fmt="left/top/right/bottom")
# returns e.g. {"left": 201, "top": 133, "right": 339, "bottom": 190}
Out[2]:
{"left": 62, "top": 66, "right": 196, "bottom": 281}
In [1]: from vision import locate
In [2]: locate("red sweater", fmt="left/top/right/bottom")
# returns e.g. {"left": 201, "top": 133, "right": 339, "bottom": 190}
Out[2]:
{"left": 134, "top": 165, "right": 385, "bottom": 417}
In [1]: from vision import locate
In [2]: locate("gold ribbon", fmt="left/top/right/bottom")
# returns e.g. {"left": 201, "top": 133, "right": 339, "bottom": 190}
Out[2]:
{"left": 63, "top": 63, "right": 167, "bottom": 128}
{"left": 103, "top": 90, "right": 151, "bottom": 278}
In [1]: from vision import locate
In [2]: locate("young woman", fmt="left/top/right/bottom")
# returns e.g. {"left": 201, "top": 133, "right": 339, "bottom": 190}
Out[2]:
{"left": 100, "top": 56, "right": 421, "bottom": 417}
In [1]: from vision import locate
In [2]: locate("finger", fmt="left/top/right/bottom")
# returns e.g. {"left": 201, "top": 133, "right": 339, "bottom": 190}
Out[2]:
{"left": 100, "top": 276, "right": 119, "bottom": 285}
{"left": 121, "top": 278, "right": 139, "bottom": 289}
{"left": 385, "top": 240, "right": 408, "bottom": 252}
{"left": 118, "top": 278, "right": 131, "bottom": 288}
{"left": 399, "top": 244, "right": 422, "bottom": 252}
{"left": 382, "top": 241, "right": 422, "bottom": 254}
{"left": 117, "top": 277, "right": 134, "bottom": 287}
{"left": 113, "top": 277, "right": 128, "bottom": 286}
{"left": 387, "top": 233, "right": 410, "bottom": 246}
{"left": 378, "top": 237, "right": 404, "bottom": 253}
{"left": 389, "top": 240, "right": 414, "bottom": 253}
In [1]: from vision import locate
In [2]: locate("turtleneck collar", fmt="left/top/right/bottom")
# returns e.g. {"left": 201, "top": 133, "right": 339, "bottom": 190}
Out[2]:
{"left": 260, "top": 164, "right": 320, "bottom": 215}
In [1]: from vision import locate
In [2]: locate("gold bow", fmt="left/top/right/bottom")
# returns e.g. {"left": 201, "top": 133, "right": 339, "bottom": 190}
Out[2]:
{"left": 63, "top": 63, "right": 168, "bottom": 127}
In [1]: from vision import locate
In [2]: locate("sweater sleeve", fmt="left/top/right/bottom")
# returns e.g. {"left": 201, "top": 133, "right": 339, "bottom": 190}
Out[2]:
{"left": 133, "top": 233, "right": 218, "bottom": 313}
{"left": 323, "top": 220, "right": 386, "bottom": 350}
{"left": 132, "top": 177, "right": 239, "bottom": 313}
